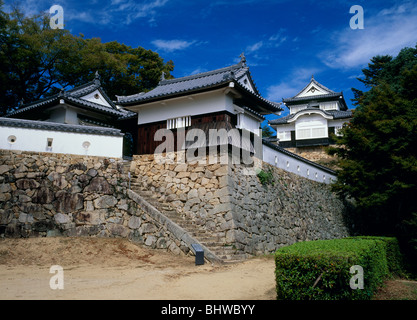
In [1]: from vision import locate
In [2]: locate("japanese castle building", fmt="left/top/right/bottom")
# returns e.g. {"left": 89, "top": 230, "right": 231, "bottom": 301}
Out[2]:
{"left": 1, "top": 56, "right": 338, "bottom": 183}
{"left": 0, "top": 72, "right": 135, "bottom": 158}
{"left": 269, "top": 76, "right": 353, "bottom": 149}
{"left": 116, "top": 54, "right": 282, "bottom": 155}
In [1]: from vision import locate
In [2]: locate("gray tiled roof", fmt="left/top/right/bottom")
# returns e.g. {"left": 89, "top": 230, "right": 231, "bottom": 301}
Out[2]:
{"left": 117, "top": 63, "right": 247, "bottom": 104}
{"left": 0, "top": 117, "right": 124, "bottom": 136}
{"left": 282, "top": 92, "right": 343, "bottom": 103}
{"left": 282, "top": 76, "right": 348, "bottom": 111}
{"left": 5, "top": 75, "right": 136, "bottom": 120}
{"left": 288, "top": 76, "right": 336, "bottom": 100}
{"left": 268, "top": 108, "right": 353, "bottom": 125}
{"left": 241, "top": 106, "right": 266, "bottom": 120}
{"left": 116, "top": 61, "right": 282, "bottom": 113}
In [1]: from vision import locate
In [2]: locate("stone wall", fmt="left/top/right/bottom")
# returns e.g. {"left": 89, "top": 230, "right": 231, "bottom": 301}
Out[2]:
{"left": 132, "top": 152, "right": 235, "bottom": 245}
{"left": 0, "top": 150, "right": 194, "bottom": 257}
{"left": 229, "top": 159, "right": 349, "bottom": 255}
{"left": 131, "top": 152, "right": 350, "bottom": 256}
{"left": 0, "top": 149, "right": 350, "bottom": 261}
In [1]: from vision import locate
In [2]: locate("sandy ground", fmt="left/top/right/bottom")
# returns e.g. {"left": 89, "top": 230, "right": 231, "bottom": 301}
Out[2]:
{"left": 0, "top": 237, "right": 276, "bottom": 300}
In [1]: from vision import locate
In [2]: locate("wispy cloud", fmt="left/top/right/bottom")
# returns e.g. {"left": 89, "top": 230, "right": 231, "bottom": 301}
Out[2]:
{"left": 246, "top": 41, "right": 264, "bottom": 54}
{"left": 320, "top": 2, "right": 417, "bottom": 69}
{"left": 266, "top": 67, "right": 321, "bottom": 102}
{"left": 108, "top": 0, "right": 169, "bottom": 24}
{"left": 245, "top": 28, "right": 288, "bottom": 56}
{"left": 151, "top": 39, "right": 197, "bottom": 52}
{"left": 6, "top": 0, "right": 170, "bottom": 26}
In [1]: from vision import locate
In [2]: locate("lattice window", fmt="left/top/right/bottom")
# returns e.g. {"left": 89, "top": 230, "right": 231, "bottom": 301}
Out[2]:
{"left": 167, "top": 116, "right": 191, "bottom": 129}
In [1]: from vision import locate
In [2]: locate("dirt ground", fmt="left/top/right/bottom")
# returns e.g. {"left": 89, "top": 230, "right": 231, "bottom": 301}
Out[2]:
{"left": 0, "top": 237, "right": 276, "bottom": 300}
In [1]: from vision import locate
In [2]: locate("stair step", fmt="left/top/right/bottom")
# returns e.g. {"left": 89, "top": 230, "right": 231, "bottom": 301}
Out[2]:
{"left": 126, "top": 188, "right": 248, "bottom": 263}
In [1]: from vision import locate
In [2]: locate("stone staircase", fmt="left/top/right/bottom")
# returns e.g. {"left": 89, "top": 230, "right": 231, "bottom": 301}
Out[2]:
{"left": 123, "top": 160, "right": 246, "bottom": 263}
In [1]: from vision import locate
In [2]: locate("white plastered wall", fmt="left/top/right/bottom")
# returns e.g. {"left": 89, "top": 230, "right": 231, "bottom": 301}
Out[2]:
{"left": 262, "top": 143, "right": 336, "bottom": 184}
{"left": 0, "top": 126, "right": 123, "bottom": 158}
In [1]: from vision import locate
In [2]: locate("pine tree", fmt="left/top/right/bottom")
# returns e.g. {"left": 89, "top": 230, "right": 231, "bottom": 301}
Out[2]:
{"left": 329, "top": 45, "right": 417, "bottom": 272}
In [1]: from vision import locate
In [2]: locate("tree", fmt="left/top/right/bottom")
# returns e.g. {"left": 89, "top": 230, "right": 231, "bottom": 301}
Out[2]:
{"left": 0, "top": 4, "right": 174, "bottom": 115}
{"left": 329, "top": 45, "right": 417, "bottom": 271}
{"left": 261, "top": 124, "right": 275, "bottom": 138}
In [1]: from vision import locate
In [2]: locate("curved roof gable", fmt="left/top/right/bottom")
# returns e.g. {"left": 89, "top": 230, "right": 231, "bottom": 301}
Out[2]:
{"left": 292, "top": 75, "right": 335, "bottom": 99}
{"left": 116, "top": 54, "right": 282, "bottom": 114}
{"left": 5, "top": 72, "right": 135, "bottom": 120}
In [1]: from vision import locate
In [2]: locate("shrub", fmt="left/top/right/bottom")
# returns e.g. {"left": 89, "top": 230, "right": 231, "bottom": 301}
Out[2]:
{"left": 257, "top": 169, "right": 274, "bottom": 186}
{"left": 275, "top": 238, "right": 392, "bottom": 300}
{"left": 346, "top": 236, "right": 406, "bottom": 277}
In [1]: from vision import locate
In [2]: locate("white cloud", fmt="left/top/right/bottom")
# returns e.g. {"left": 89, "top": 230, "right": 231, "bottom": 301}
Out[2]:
{"left": 246, "top": 41, "right": 264, "bottom": 54}
{"left": 246, "top": 29, "right": 288, "bottom": 55}
{"left": 320, "top": 3, "right": 417, "bottom": 69}
{"left": 266, "top": 67, "right": 321, "bottom": 102}
{"left": 4, "top": 0, "right": 169, "bottom": 26}
{"left": 151, "top": 39, "right": 197, "bottom": 52}
{"left": 190, "top": 67, "right": 208, "bottom": 75}
{"left": 108, "top": 0, "right": 169, "bottom": 24}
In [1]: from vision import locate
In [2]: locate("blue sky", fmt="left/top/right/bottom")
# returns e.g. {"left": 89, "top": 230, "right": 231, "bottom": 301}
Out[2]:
{"left": 4, "top": 0, "right": 417, "bottom": 123}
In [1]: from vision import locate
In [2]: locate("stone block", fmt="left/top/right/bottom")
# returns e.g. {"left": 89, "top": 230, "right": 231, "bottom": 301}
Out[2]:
{"left": 54, "top": 212, "right": 71, "bottom": 224}
{"left": 214, "top": 187, "right": 230, "bottom": 198}
{"left": 93, "top": 195, "right": 117, "bottom": 209}
{"left": 214, "top": 166, "right": 229, "bottom": 176}
{"left": 55, "top": 192, "right": 84, "bottom": 213}
{"left": 145, "top": 235, "right": 157, "bottom": 247}
{"left": 141, "top": 223, "right": 157, "bottom": 234}
{"left": 187, "top": 188, "right": 198, "bottom": 199}
{"left": 174, "top": 163, "right": 188, "bottom": 172}
{"left": 84, "top": 177, "right": 113, "bottom": 194}
{"left": 16, "top": 179, "right": 40, "bottom": 190}
{"left": 108, "top": 223, "right": 129, "bottom": 237}
{"left": 0, "top": 165, "right": 11, "bottom": 175}
{"left": 128, "top": 216, "right": 142, "bottom": 229}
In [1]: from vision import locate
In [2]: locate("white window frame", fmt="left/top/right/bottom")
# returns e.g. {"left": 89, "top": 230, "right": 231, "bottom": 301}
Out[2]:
{"left": 295, "top": 115, "right": 328, "bottom": 140}
{"left": 167, "top": 116, "right": 191, "bottom": 130}
{"left": 296, "top": 126, "right": 327, "bottom": 140}
{"left": 277, "top": 130, "right": 291, "bottom": 141}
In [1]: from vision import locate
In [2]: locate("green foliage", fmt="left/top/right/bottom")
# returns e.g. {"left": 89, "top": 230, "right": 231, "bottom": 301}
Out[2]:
{"left": 0, "top": 4, "right": 174, "bottom": 115}
{"left": 257, "top": 168, "right": 274, "bottom": 186}
{"left": 346, "top": 236, "right": 406, "bottom": 277}
{"left": 274, "top": 237, "right": 404, "bottom": 300}
{"left": 261, "top": 125, "right": 275, "bottom": 138}
{"left": 328, "top": 45, "right": 417, "bottom": 272}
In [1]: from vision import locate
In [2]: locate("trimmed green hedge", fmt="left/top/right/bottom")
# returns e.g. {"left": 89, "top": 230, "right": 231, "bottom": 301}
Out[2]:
{"left": 346, "top": 236, "right": 405, "bottom": 277}
{"left": 275, "top": 237, "right": 403, "bottom": 300}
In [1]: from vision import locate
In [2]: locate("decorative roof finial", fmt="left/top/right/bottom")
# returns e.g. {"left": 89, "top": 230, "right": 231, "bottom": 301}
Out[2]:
{"left": 239, "top": 52, "right": 246, "bottom": 66}
{"left": 160, "top": 71, "right": 166, "bottom": 82}
{"left": 94, "top": 71, "right": 101, "bottom": 85}
{"left": 311, "top": 74, "right": 315, "bottom": 80}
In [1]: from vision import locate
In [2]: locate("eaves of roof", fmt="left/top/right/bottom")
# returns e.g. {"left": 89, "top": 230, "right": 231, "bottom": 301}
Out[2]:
{"left": 117, "top": 64, "right": 243, "bottom": 105}
{"left": 268, "top": 108, "right": 353, "bottom": 125}
{"left": 64, "top": 96, "right": 127, "bottom": 117}
{"left": 289, "top": 77, "right": 336, "bottom": 100}
{"left": 116, "top": 62, "right": 281, "bottom": 113}
{"left": 118, "top": 74, "right": 282, "bottom": 114}
{"left": 283, "top": 92, "right": 344, "bottom": 103}
{"left": 0, "top": 117, "right": 124, "bottom": 136}
{"left": 5, "top": 93, "right": 133, "bottom": 120}
{"left": 5, "top": 75, "right": 127, "bottom": 118}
